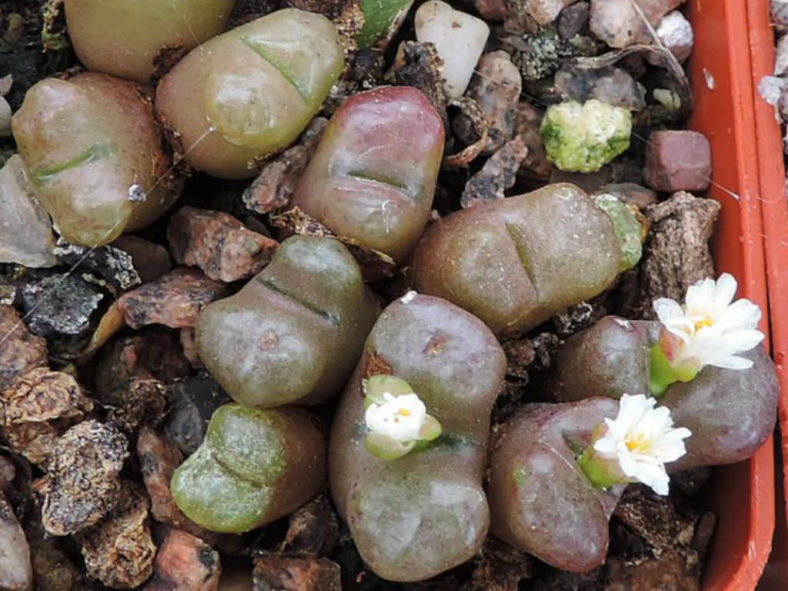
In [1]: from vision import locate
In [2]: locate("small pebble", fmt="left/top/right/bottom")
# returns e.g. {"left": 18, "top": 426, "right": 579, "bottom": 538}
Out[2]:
{"left": 0, "top": 155, "right": 57, "bottom": 268}
{"left": 776, "top": 34, "right": 788, "bottom": 77}
{"left": 415, "top": 0, "right": 490, "bottom": 99}
{"left": 164, "top": 373, "right": 231, "bottom": 456}
{"left": 526, "top": 0, "right": 578, "bottom": 25}
{"left": 643, "top": 130, "right": 711, "bottom": 192}
{"left": 772, "top": 0, "right": 788, "bottom": 29}
{"left": 558, "top": 1, "right": 590, "bottom": 38}
{"left": 652, "top": 10, "right": 693, "bottom": 63}
{"left": 53, "top": 239, "right": 142, "bottom": 293}
{"left": 0, "top": 96, "right": 11, "bottom": 137}
{"left": 112, "top": 236, "right": 173, "bottom": 284}
{"left": 144, "top": 529, "right": 220, "bottom": 591}
{"left": 474, "top": 0, "right": 508, "bottom": 20}
{"left": 589, "top": 0, "right": 681, "bottom": 48}
{"left": 460, "top": 51, "right": 522, "bottom": 153}
{"left": 595, "top": 183, "right": 658, "bottom": 209}
{"left": 167, "top": 207, "right": 279, "bottom": 283}
{"left": 117, "top": 268, "right": 228, "bottom": 329}
{"left": 0, "top": 304, "right": 48, "bottom": 392}
{"left": 462, "top": 136, "right": 529, "bottom": 207}
{"left": 0, "top": 493, "right": 32, "bottom": 591}
{"left": 515, "top": 102, "right": 552, "bottom": 179}
{"left": 21, "top": 274, "right": 104, "bottom": 339}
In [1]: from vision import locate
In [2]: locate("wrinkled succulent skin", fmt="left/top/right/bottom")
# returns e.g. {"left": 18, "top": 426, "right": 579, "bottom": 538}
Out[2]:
{"left": 412, "top": 183, "right": 621, "bottom": 337}
{"left": 64, "top": 0, "right": 236, "bottom": 83}
{"left": 550, "top": 317, "right": 778, "bottom": 470}
{"left": 12, "top": 73, "right": 177, "bottom": 246}
{"left": 292, "top": 86, "right": 444, "bottom": 263}
{"left": 196, "top": 236, "right": 379, "bottom": 408}
{"left": 329, "top": 295, "right": 505, "bottom": 582}
{"left": 487, "top": 399, "right": 624, "bottom": 572}
{"left": 156, "top": 9, "right": 344, "bottom": 179}
{"left": 171, "top": 404, "right": 325, "bottom": 533}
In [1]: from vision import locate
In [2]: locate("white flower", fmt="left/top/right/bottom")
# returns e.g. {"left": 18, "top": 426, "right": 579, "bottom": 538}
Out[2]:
{"left": 593, "top": 394, "right": 691, "bottom": 495}
{"left": 653, "top": 273, "right": 764, "bottom": 371}
{"left": 364, "top": 392, "right": 428, "bottom": 442}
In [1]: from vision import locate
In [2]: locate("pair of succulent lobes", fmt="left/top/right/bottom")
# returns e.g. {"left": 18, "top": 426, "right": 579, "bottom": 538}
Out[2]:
{"left": 12, "top": 5, "right": 778, "bottom": 582}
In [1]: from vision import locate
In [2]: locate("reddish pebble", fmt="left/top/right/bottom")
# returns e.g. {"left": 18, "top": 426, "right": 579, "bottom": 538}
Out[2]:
{"left": 167, "top": 207, "right": 279, "bottom": 283}
{"left": 144, "top": 529, "right": 220, "bottom": 591}
{"left": 643, "top": 130, "right": 711, "bottom": 193}
{"left": 117, "top": 268, "right": 228, "bottom": 329}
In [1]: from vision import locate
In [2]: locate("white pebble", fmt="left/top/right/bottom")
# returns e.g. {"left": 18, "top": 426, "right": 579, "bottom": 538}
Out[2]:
{"left": 776, "top": 34, "right": 788, "bottom": 77}
{"left": 758, "top": 76, "right": 787, "bottom": 106}
{"left": 655, "top": 11, "right": 694, "bottom": 63}
{"left": 415, "top": 0, "right": 490, "bottom": 99}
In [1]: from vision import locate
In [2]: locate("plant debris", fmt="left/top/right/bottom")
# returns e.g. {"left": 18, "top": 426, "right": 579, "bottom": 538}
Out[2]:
{"left": 0, "top": 367, "right": 94, "bottom": 465}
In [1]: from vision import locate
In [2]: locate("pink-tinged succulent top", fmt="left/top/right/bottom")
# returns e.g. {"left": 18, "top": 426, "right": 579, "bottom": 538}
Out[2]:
{"left": 292, "top": 86, "right": 445, "bottom": 263}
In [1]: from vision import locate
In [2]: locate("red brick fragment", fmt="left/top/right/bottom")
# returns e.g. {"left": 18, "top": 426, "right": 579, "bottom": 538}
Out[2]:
{"left": 643, "top": 131, "right": 711, "bottom": 193}
{"left": 144, "top": 529, "right": 220, "bottom": 591}
{"left": 118, "top": 268, "right": 228, "bottom": 329}
{"left": 167, "top": 207, "right": 279, "bottom": 282}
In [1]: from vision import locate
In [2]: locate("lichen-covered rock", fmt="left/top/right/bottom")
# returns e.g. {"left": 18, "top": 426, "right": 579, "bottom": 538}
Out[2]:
{"left": 291, "top": 86, "right": 444, "bottom": 263}
{"left": 0, "top": 305, "right": 47, "bottom": 391}
{"left": 0, "top": 155, "right": 57, "bottom": 267}
{"left": 412, "top": 183, "right": 621, "bottom": 337}
{"left": 64, "top": 0, "right": 236, "bottom": 83}
{"left": 548, "top": 317, "right": 778, "bottom": 470}
{"left": 487, "top": 399, "right": 624, "bottom": 572}
{"left": 118, "top": 268, "right": 229, "bottom": 329}
{"left": 52, "top": 240, "right": 142, "bottom": 293}
{"left": 0, "top": 368, "right": 94, "bottom": 465}
{"left": 168, "top": 207, "right": 279, "bottom": 282}
{"left": 20, "top": 274, "right": 104, "bottom": 340}
{"left": 36, "top": 420, "right": 129, "bottom": 536}
{"left": 196, "top": 236, "right": 378, "bottom": 408}
{"left": 171, "top": 404, "right": 326, "bottom": 533}
{"left": 12, "top": 72, "right": 179, "bottom": 246}
{"left": 156, "top": 9, "right": 344, "bottom": 179}
{"left": 330, "top": 294, "right": 506, "bottom": 582}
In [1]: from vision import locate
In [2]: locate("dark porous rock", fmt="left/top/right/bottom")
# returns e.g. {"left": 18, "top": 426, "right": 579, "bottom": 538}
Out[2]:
{"left": 53, "top": 240, "right": 142, "bottom": 293}
{"left": 107, "top": 377, "right": 168, "bottom": 435}
{"left": 389, "top": 41, "right": 449, "bottom": 128}
{"left": 0, "top": 367, "right": 94, "bottom": 465}
{"left": 605, "top": 551, "right": 700, "bottom": 591}
{"left": 137, "top": 427, "right": 211, "bottom": 539}
{"left": 112, "top": 236, "right": 173, "bottom": 284}
{"left": 164, "top": 373, "right": 231, "bottom": 456}
{"left": 117, "top": 268, "right": 228, "bottom": 329}
{"left": 168, "top": 207, "right": 279, "bottom": 283}
{"left": 20, "top": 274, "right": 104, "bottom": 340}
{"left": 280, "top": 495, "right": 340, "bottom": 557}
{"left": 76, "top": 482, "right": 157, "bottom": 589}
{"left": 252, "top": 556, "right": 341, "bottom": 591}
{"left": 36, "top": 420, "right": 129, "bottom": 536}
{"left": 144, "top": 528, "right": 220, "bottom": 591}
{"left": 643, "top": 131, "right": 712, "bottom": 193}
{"left": 0, "top": 304, "right": 47, "bottom": 391}
{"left": 0, "top": 492, "right": 32, "bottom": 591}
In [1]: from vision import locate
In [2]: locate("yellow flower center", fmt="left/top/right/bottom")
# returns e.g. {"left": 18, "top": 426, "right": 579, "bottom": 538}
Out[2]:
{"left": 625, "top": 433, "right": 652, "bottom": 454}
{"left": 694, "top": 316, "right": 713, "bottom": 331}
{"left": 398, "top": 408, "right": 411, "bottom": 417}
